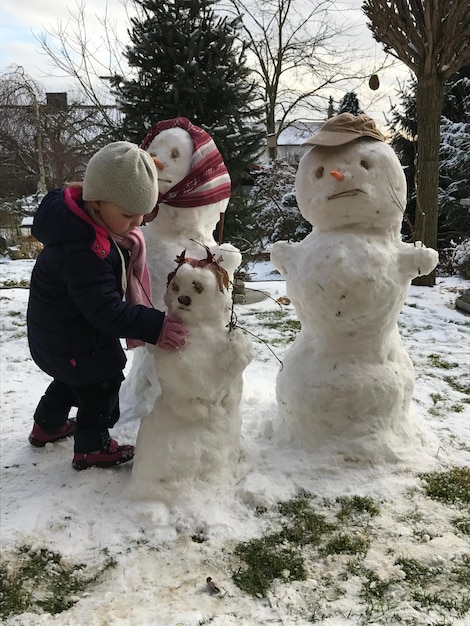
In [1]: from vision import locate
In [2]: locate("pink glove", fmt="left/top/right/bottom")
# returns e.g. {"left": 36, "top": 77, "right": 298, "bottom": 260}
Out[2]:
{"left": 157, "top": 315, "right": 188, "bottom": 351}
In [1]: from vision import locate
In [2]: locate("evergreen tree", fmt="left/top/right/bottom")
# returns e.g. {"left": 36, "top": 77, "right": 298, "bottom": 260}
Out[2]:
{"left": 388, "top": 77, "right": 418, "bottom": 240}
{"left": 388, "top": 67, "right": 470, "bottom": 247}
{"left": 337, "top": 92, "right": 363, "bottom": 115}
{"left": 110, "top": 0, "right": 265, "bottom": 186}
{"left": 250, "top": 160, "right": 311, "bottom": 248}
{"left": 439, "top": 118, "right": 470, "bottom": 244}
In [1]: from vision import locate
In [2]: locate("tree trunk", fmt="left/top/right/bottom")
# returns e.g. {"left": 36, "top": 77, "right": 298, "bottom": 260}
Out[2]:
{"left": 266, "top": 100, "right": 277, "bottom": 160}
{"left": 413, "top": 74, "right": 445, "bottom": 286}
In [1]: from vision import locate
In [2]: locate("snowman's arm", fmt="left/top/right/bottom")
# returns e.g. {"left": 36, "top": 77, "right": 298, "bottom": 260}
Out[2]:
{"left": 271, "top": 241, "right": 294, "bottom": 278}
{"left": 398, "top": 241, "right": 439, "bottom": 279}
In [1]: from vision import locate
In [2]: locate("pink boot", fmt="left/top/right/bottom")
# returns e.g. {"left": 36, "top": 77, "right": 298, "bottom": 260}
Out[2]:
{"left": 72, "top": 439, "right": 134, "bottom": 470}
{"left": 29, "top": 419, "right": 76, "bottom": 447}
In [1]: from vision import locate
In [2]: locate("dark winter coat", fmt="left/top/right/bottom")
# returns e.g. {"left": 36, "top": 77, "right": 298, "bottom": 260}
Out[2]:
{"left": 27, "top": 188, "right": 164, "bottom": 386}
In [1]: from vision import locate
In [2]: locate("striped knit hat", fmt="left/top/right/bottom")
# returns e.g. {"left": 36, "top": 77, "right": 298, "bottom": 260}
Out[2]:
{"left": 140, "top": 117, "right": 231, "bottom": 222}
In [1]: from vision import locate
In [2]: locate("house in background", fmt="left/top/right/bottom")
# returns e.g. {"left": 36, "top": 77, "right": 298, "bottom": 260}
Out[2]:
{"left": 263, "top": 119, "right": 324, "bottom": 165}
{"left": 20, "top": 216, "right": 34, "bottom": 236}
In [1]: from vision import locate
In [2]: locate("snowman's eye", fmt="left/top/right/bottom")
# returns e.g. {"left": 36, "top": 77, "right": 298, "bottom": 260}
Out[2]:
{"left": 192, "top": 281, "right": 204, "bottom": 294}
{"left": 171, "top": 282, "right": 180, "bottom": 292}
{"left": 315, "top": 167, "right": 324, "bottom": 178}
{"left": 171, "top": 147, "right": 180, "bottom": 159}
{"left": 360, "top": 160, "right": 369, "bottom": 170}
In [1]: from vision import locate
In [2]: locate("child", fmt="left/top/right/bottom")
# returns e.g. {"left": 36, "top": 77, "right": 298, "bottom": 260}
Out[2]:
{"left": 27, "top": 141, "right": 188, "bottom": 470}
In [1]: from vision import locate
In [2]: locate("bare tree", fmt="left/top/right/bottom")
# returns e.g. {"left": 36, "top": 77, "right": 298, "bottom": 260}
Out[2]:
{"left": 363, "top": 0, "right": 470, "bottom": 286}
{"left": 228, "top": 0, "right": 390, "bottom": 159}
{"left": 0, "top": 65, "right": 116, "bottom": 197}
{"left": 0, "top": 67, "right": 47, "bottom": 195}
{"left": 36, "top": 0, "right": 126, "bottom": 138}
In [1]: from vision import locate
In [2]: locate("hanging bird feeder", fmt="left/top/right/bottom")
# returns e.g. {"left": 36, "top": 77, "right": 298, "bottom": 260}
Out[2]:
{"left": 369, "top": 72, "right": 380, "bottom": 91}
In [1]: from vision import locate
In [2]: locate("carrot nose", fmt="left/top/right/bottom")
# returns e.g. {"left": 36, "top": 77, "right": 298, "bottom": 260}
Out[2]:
{"left": 330, "top": 169, "right": 345, "bottom": 181}
{"left": 152, "top": 157, "right": 164, "bottom": 171}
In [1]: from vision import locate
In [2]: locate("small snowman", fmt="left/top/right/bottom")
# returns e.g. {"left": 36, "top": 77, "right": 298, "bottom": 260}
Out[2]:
{"left": 131, "top": 249, "right": 254, "bottom": 501}
{"left": 271, "top": 113, "right": 438, "bottom": 462}
{"left": 122, "top": 118, "right": 241, "bottom": 415}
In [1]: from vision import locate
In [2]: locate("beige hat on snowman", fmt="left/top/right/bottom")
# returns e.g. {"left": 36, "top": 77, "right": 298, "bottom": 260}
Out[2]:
{"left": 303, "top": 113, "right": 386, "bottom": 147}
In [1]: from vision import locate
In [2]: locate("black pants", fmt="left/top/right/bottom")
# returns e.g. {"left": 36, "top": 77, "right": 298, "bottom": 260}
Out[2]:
{"left": 33, "top": 372, "right": 124, "bottom": 452}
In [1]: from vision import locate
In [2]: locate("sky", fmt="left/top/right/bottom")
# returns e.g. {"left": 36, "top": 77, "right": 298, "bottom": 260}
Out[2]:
{"left": 0, "top": 0, "right": 412, "bottom": 127}
{"left": 1, "top": 256, "right": 469, "bottom": 625}
{"left": 0, "top": 0, "right": 134, "bottom": 96}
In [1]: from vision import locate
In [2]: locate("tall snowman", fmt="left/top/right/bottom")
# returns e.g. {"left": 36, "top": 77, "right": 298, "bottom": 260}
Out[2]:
{"left": 271, "top": 113, "right": 439, "bottom": 462}
{"left": 122, "top": 118, "right": 241, "bottom": 415}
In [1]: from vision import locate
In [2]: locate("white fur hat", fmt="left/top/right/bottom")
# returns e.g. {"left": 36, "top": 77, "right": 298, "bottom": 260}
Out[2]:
{"left": 83, "top": 141, "right": 159, "bottom": 214}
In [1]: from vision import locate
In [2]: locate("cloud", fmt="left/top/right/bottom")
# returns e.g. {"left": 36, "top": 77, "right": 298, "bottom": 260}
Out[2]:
{"left": 1, "top": 0, "right": 132, "bottom": 91}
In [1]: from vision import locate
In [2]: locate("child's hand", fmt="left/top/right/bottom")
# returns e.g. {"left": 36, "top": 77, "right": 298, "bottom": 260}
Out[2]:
{"left": 157, "top": 315, "right": 188, "bottom": 351}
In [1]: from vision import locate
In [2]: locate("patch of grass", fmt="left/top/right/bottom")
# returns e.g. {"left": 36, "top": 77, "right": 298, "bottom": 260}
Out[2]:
{"left": 240, "top": 309, "right": 300, "bottom": 346}
{"left": 233, "top": 532, "right": 307, "bottom": 597}
{"left": 452, "top": 515, "right": 470, "bottom": 536}
{"left": 232, "top": 492, "right": 334, "bottom": 597}
{"left": 443, "top": 375, "right": 470, "bottom": 395}
{"left": 345, "top": 562, "right": 398, "bottom": 624}
{"left": 359, "top": 567, "right": 394, "bottom": 602}
{"left": 320, "top": 532, "right": 370, "bottom": 556}
{"left": 452, "top": 553, "right": 470, "bottom": 587}
{"left": 277, "top": 492, "right": 337, "bottom": 545}
{"left": 346, "top": 554, "right": 470, "bottom": 624}
{"left": 0, "top": 544, "right": 116, "bottom": 619}
{"left": 430, "top": 392, "right": 445, "bottom": 404}
{"left": 335, "top": 495, "right": 381, "bottom": 521}
{"left": 253, "top": 309, "right": 300, "bottom": 333}
{"left": 427, "top": 353, "right": 458, "bottom": 369}
{"left": 419, "top": 466, "right": 470, "bottom": 505}
{"left": 0, "top": 279, "right": 30, "bottom": 289}
{"left": 396, "top": 506, "right": 424, "bottom": 525}
{"left": 394, "top": 557, "right": 430, "bottom": 585}
{"left": 412, "top": 588, "right": 470, "bottom": 617}
{"left": 449, "top": 434, "right": 470, "bottom": 452}
{"left": 230, "top": 490, "right": 470, "bottom": 624}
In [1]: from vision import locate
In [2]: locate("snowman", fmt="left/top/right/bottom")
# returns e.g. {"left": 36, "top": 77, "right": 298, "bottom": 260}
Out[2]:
{"left": 122, "top": 118, "right": 241, "bottom": 415}
{"left": 131, "top": 250, "right": 254, "bottom": 501}
{"left": 271, "top": 113, "right": 439, "bottom": 462}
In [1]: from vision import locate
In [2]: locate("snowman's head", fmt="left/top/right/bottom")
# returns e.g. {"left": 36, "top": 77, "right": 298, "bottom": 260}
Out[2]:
{"left": 140, "top": 118, "right": 231, "bottom": 221}
{"left": 295, "top": 138, "right": 407, "bottom": 234}
{"left": 145, "top": 127, "right": 193, "bottom": 195}
{"left": 164, "top": 263, "right": 231, "bottom": 326}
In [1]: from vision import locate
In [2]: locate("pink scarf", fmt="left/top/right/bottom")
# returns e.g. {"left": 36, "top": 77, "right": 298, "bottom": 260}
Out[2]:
{"left": 140, "top": 117, "right": 231, "bottom": 222}
{"left": 112, "top": 229, "right": 152, "bottom": 349}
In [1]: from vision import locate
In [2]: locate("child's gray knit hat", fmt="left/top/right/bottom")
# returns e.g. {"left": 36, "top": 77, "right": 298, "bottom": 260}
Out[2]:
{"left": 83, "top": 141, "right": 158, "bottom": 214}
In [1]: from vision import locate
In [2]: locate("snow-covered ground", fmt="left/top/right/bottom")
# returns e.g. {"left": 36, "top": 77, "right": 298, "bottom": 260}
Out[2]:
{"left": 1, "top": 257, "right": 469, "bottom": 626}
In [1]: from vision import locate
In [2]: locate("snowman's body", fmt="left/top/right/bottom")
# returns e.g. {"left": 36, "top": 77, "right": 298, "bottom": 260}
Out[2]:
{"left": 131, "top": 263, "right": 254, "bottom": 500}
{"left": 271, "top": 130, "right": 438, "bottom": 460}
{"left": 143, "top": 194, "right": 238, "bottom": 311}
{"left": 122, "top": 122, "right": 240, "bottom": 415}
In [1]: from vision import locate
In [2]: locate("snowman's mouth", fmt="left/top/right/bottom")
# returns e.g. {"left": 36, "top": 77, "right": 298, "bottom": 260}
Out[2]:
{"left": 328, "top": 188, "right": 365, "bottom": 200}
